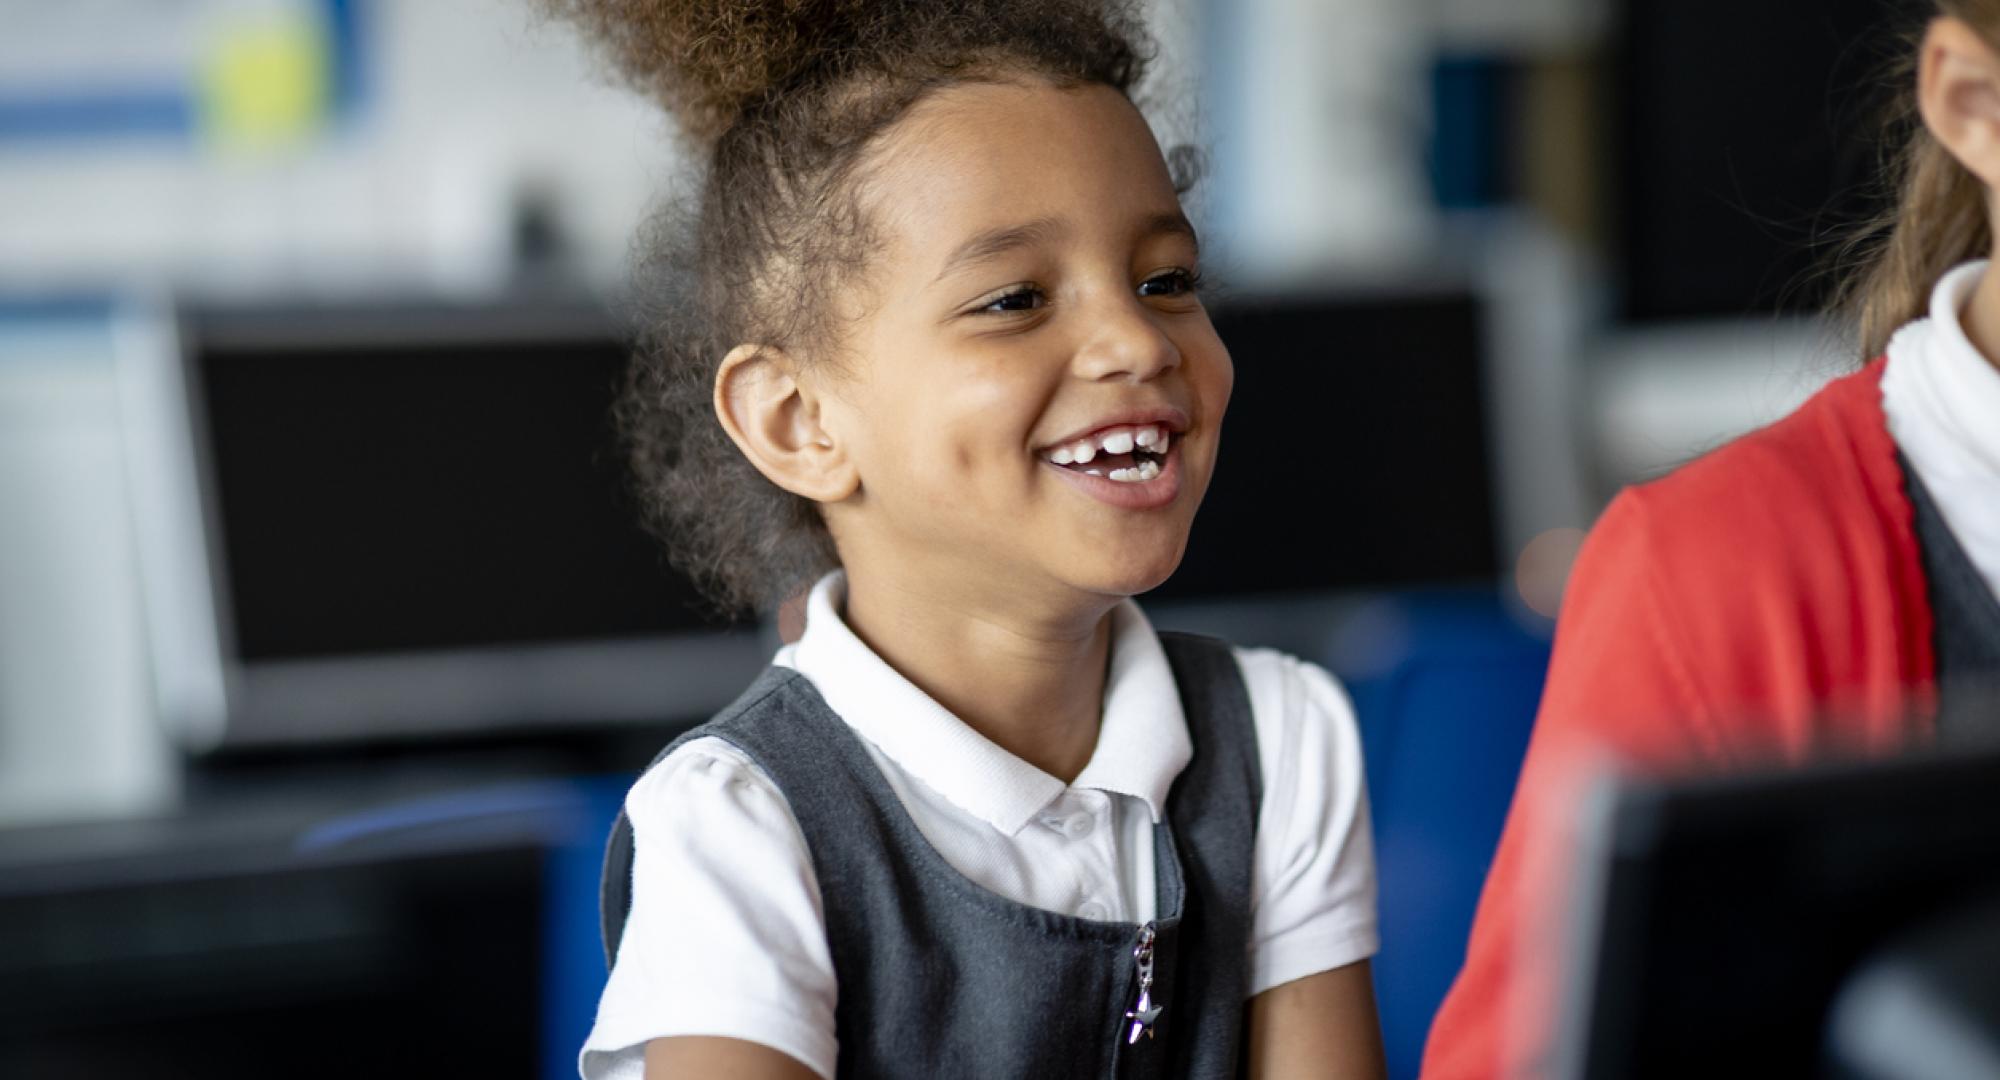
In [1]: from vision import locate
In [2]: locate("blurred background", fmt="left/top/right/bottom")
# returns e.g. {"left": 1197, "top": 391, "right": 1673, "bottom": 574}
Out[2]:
{"left": 0, "top": 0, "right": 1927, "bottom": 1076}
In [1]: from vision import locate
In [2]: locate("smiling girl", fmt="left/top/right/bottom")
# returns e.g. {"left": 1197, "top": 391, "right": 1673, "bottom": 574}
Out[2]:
{"left": 560, "top": 2, "right": 1384, "bottom": 1077}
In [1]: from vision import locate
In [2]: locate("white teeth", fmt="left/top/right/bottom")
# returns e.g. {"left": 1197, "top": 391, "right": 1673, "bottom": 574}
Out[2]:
{"left": 1039, "top": 424, "right": 1175, "bottom": 466}
{"left": 1083, "top": 467, "right": 1104, "bottom": 476}
{"left": 1104, "top": 459, "right": 1163, "bottom": 484}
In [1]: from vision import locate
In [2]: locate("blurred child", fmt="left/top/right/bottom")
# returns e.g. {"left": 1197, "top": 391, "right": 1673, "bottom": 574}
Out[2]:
{"left": 1425, "top": 5, "right": 2000, "bottom": 1076}
{"left": 550, "top": 1, "right": 1388, "bottom": 1077}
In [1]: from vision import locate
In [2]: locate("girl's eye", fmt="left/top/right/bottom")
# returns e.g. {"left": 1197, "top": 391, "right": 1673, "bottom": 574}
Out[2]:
{"left": 1138, "top": 268, "right": 1203, "bottom": 298}
{"left": 977, "top": 285, "right": 1045, "bottom": 314}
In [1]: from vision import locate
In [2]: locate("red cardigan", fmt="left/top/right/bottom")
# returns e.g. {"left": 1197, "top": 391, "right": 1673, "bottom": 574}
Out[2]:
{"left": 1420, "top": 358, "right": 1937, "bottom": 1078}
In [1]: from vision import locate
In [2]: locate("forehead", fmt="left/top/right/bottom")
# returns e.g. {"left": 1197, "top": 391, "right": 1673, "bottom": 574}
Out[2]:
{"left": 858, "top": 79, "right": 1185, "bottom": 269}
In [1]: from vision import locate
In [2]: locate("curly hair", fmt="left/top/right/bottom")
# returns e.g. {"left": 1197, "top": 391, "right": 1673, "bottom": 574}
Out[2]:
{"left": 541, "top": 0, "right": 1164, "bottom": 614}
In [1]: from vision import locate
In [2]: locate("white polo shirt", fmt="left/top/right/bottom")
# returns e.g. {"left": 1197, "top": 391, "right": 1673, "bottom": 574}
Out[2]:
{"left": 1883, "top": 259, "right": 2000, "bottom": 603}
{"left": 581, "top": 572, "right": 1378, "bottom": 1080}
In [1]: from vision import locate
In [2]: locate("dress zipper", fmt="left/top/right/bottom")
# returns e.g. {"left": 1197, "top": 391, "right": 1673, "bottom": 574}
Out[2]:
{"left": 1124, "top": 921, "right": 1162, "bottom": 1045}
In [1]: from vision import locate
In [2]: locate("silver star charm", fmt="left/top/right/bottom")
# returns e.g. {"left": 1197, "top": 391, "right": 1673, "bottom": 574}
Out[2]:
{"left": 1125, "top": 994, "right": 1163, "bottom": 1044}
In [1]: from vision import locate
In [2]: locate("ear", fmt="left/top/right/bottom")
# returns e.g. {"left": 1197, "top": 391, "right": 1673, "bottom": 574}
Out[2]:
{"left": 1920, "top": 16, "right": 2000, "bottom": 188}
{"left": 713, "top": 343, "right": 859, "bottom": 504}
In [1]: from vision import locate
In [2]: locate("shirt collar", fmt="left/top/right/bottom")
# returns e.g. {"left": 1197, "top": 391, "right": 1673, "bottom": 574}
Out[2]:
{"left": 787, "top": 572, "right": 1192, "bottom": 835}
{"left": 1891, "top": 259, "right": 2000, "bottom": 480}
{"left": 1071, "top": 601, "right": 1192, "bottom": 824}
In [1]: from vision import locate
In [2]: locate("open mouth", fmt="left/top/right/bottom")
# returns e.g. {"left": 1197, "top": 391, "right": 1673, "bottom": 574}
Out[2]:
{"left": 1036, "top": 422, "right": 1174, "bottom": 483}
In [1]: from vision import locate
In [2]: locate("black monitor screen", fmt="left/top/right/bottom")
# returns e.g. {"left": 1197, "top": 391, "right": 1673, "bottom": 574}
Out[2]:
{"left": 1562, "top": 740, "right": 2000, "bottom": 1079}
{"left": 191, "top": 292, "right": 1492, "bottom": 665}
{"left": 192, "top": 313, "right": 721, "bottom": 662}
{"left": 1152, "top": 291, "right": 1498, "bottom": 599}
{"left": 1615, "top": 0, "right": 1923, "bottom": 321}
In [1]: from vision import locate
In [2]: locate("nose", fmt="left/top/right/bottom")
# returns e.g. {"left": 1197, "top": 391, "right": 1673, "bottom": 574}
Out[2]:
{"left": 1071, "top": 296, "right": 1182, "bottom": 383}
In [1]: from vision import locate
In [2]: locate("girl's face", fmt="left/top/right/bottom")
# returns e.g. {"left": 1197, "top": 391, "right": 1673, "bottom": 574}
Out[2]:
{"left": 816, "top": 79, "right": 1232, "bottom": 610}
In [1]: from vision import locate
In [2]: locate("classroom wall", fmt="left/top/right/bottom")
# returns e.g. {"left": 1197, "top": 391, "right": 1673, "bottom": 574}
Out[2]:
{"left": 0, "top": 0, "right": 1858, "bottom": 825}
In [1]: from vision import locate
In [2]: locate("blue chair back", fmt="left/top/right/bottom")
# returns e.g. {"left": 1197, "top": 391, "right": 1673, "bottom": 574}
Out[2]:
{"left": 1336, "top": 592, "right": 1549, "bottom": 1080}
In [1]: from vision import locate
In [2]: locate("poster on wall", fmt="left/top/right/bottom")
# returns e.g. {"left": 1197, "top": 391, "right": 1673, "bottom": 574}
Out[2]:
{"left": 0, "top": 0, "right": 363, "bottom": 147}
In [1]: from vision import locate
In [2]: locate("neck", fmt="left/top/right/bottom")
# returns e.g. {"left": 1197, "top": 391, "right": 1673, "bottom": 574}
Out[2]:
{"left": 839, "top": 568, "right": 1115, "bottom": 784}
{"left": 1963, "top": 257, "right": 2000, "bottom": 375}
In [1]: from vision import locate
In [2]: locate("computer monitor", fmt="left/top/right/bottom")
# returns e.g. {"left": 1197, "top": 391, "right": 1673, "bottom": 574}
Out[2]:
{"left": 1613, "top": 0, "right": 1920, "bottom": 321}
{"left": 1150, "top": 288, "right": 1499, "bottom": 602}
{"left": 117, "top": 299, "right": 769, "bottom": 752}
{"left": 1556, "top": 737, "right": 2000, "bottom": 1079}
{"left": 0, "top": 797, "right": 547, "bottom": 1078}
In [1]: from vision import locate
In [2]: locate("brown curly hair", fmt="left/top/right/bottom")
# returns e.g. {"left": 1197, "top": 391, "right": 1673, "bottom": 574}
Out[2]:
{"left": 541, "top": 0, "right": 1170, "bottom": 614}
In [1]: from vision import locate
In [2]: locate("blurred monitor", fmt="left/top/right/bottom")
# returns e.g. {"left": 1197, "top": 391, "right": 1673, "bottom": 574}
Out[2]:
{"left": 1557, "top": 738, "right": 2000, "bottom": 1079}
{"left": 1152, "top": 289, "right": 1499, "bottom": 601}
{"left": 119, "top": 300, "right": 767, "bottom": 752}
{"left": 1613, "top": 0, "right": 1922, "bottom": 321}
{"left": 0, "top": 808, "right": 544, "bottom": 1078}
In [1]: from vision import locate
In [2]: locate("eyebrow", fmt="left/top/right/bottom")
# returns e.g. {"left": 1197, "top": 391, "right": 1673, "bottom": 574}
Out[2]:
{"left": 1137, "top": 211, "right": 1200, "bottom": 254}
{"left": 933, "top": 217, "right": 1064, "bottom": 284}
{"left": 930, "top": 211, "right": 1200, "bottom": 285}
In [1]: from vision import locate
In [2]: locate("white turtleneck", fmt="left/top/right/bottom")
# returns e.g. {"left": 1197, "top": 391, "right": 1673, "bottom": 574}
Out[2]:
{"left": 1881, "top": 259, "right": 2000, "bottom": 604}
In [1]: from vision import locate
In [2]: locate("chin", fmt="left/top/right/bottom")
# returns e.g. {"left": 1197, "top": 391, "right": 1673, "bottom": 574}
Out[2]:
{"left": 1065, "top": 543, "right": 1186, "bottom": 600}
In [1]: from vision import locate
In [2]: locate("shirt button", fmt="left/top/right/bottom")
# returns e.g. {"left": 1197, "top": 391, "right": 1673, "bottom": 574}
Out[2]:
{"left": 1061, "top": 813, "right": 1094, "bottom": 839}
{"left": 1078, "top": 900, "right": 1111, "bottom": 921}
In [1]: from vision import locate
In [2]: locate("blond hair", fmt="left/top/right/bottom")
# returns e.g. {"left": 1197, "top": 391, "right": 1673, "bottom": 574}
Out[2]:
{"left": 1839, "top": 2, "right": 1997, "bottom": 359}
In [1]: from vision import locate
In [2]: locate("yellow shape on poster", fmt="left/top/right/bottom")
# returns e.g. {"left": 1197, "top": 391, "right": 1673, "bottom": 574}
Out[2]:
{"left": 199, "top": 15, "right": 330, "bottom": 149}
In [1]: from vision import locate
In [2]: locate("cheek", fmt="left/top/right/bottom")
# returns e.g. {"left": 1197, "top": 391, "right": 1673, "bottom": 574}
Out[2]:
{"left": 1196, "top": 340, "right": 1235, "bottom": 415}
{"left": 849, "top": 356, "right": 1049, "bottom": 500}
{"left": 935, "top": 355, "right": 1057, "bottom": 470}
{"left": 1185, "top": 341, "right": 1235, "bottom": 458}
